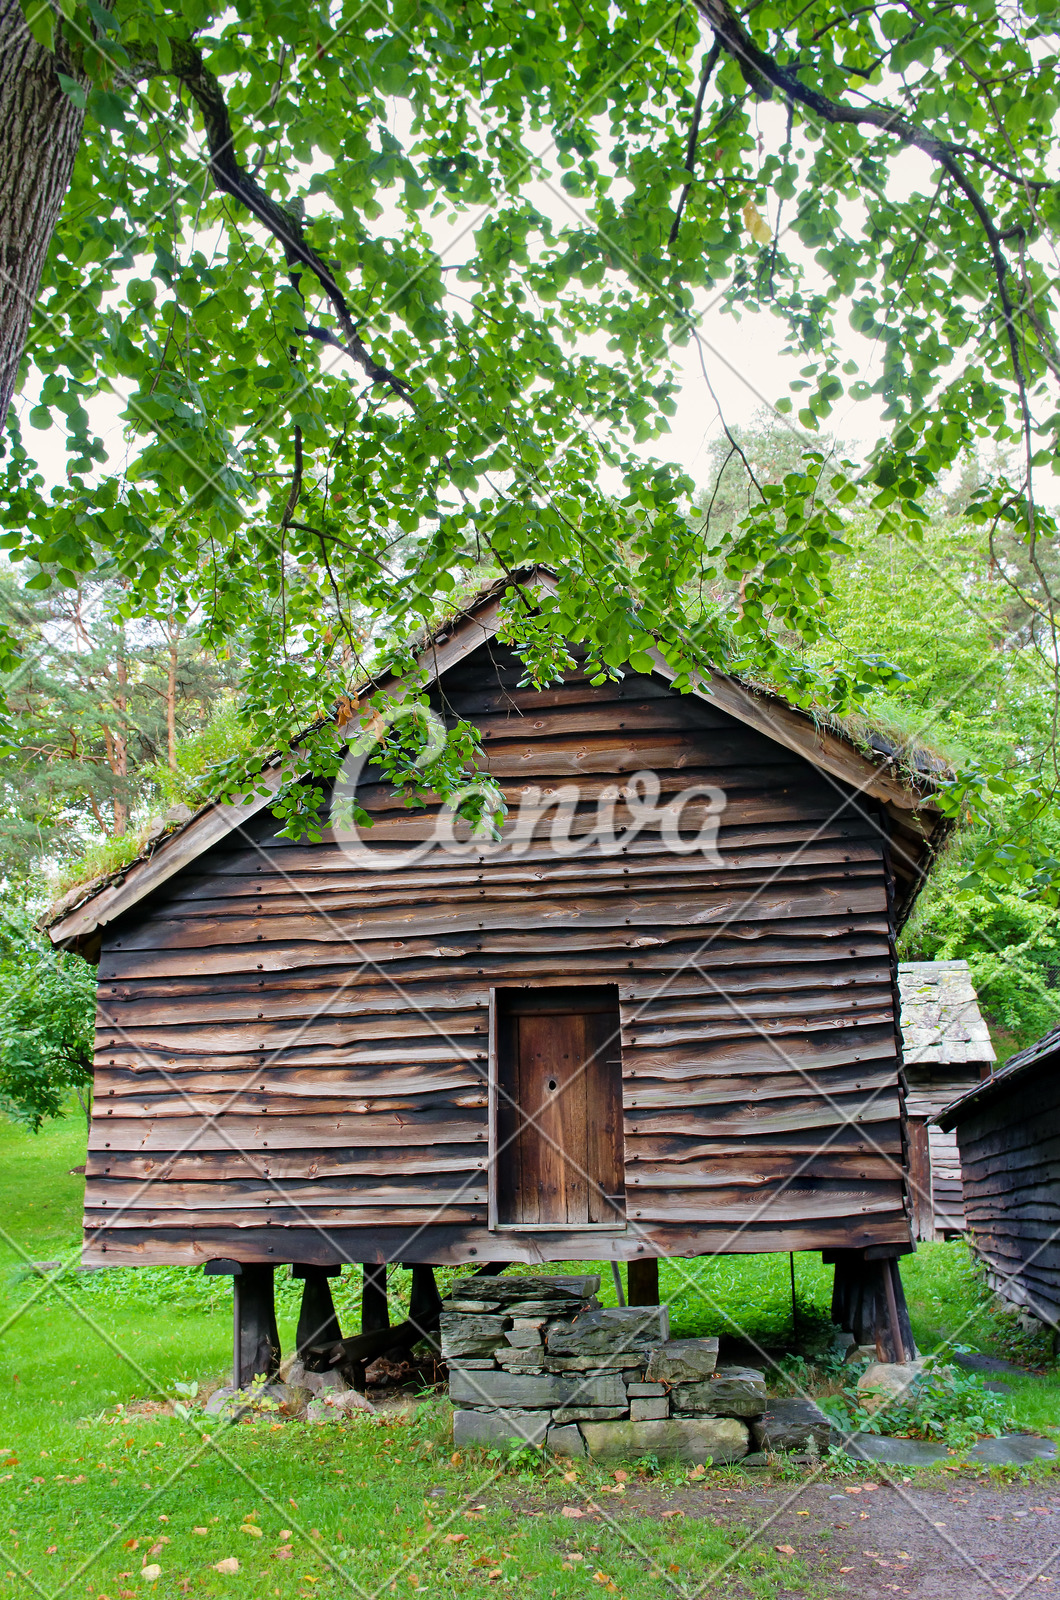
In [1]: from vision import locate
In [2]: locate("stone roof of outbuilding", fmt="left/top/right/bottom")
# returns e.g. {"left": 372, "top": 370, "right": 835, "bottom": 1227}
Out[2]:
{"left": 897, "top": 959, "right": 996, "bottom": 1069}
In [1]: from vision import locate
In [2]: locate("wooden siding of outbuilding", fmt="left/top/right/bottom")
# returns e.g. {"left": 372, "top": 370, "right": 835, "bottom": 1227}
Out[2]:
{"left": 83, "top": 649, "right": 911, "bottom": 1267}
{"left": 950, "top": 1071, "right": 1060, "bottom": 1321}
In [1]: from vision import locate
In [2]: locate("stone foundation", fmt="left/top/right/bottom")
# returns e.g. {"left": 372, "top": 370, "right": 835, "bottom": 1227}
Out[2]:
{"left": 443, "top": 1275, "right": 828, "bottom": 1464}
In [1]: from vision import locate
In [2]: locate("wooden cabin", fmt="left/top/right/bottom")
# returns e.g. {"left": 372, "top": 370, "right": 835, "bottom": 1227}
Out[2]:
{"left": 937, "top": 1022, "right": 1060, "bottom": 1328}
{"left": 898, "top": 960, "right": 995, "bottom": 1241}
{"left": 45, "top": 573, "right": 951, "bottom": 1374}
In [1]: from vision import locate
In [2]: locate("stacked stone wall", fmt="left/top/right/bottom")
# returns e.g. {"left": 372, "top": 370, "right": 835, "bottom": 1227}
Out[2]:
{"left": 442, "top": 1275, "right": 810, "bottom": 1464}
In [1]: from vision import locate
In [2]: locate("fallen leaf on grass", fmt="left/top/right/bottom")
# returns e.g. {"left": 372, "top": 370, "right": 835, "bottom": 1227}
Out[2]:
{"left": 562, "top": 1471, "right": 578, "bottom": 1483}
{"left": 487, "top": 1570, "right": 502, "bottom": 1582}
{"left": 443, "top": 1534, "right": 468, "bottom": 1545}
{"left": 796, "top": 1510, "right": 810, "bottom": 1517}
{"left": 612, "top": 1471, "right": 627, "bottom": 1484}
{"left": 240, "top": 1525, "right": 263, "bottom": 1538}
{"left": 124, "top": 1540, "right": 139, "bottom": 1550}
{"left": 561, "top": 1507, "right": 585, "bottom": 1519}
{"left": 140, "top": 1566, "right": 161, "bottom": 1582}
{"left": 272, "top": 1549, "right": 294, "bottom": 1560}
{"left": 192, "top": 1529, "right": 207, "bottom": 1537}
{"left": 46, "top": 1546, "right": 57, "bottom": 1554}
{"left": 839, "top": 1567, "right": 854, "bottom": 1574}
{"left": 119, "top": 1590, "right": 136, "bottom": 1597}
{"left": 775, "top": 1545, "right": 795, "bottom": 1557}
{"left": 897, "top": 1551, "right": 911, "bottom": 1560}
{"left": 845, "top": 1487, "right": 862, "bottom": 1496}
{"left": 661, "top": 1511, "right": 683, "bottom": 1520}
{"left": 686, "top": 1465, "right": 705, "bottom": 1481}
{"left": 213, "top": 1559, "right": 240, "bottom": 1575}
{"left": 592, "top": 1572, "right": 617, "bottom": 1592}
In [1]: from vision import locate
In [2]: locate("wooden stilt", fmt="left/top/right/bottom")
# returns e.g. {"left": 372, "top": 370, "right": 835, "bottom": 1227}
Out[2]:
{"left": 408, "top": 1265, "right": 442, "bottom": 1339}
{"left": 827, "top": 1248, "right": 915, "bottom": 1362}
{"left": 627, "top": 1257, "right": 659, "bottom": 1306}
{"left": 232, "top": 1263, "right": 280, "bottom": 1387}
{"left": 293, "top": 1265, "right": 342, "bottom": 1356}
{"left": 362, "top": 1263, "right": 390, "bottom": 1333}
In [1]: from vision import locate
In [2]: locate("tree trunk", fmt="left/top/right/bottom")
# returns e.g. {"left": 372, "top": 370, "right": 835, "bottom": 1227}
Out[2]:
{"left": 0, "top": 0, "right": 86, "bottom": 420}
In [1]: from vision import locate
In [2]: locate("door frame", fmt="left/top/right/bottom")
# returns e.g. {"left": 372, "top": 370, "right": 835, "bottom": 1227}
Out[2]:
{"left": 486, "top": 985, "right": 628, "bottom": 1234}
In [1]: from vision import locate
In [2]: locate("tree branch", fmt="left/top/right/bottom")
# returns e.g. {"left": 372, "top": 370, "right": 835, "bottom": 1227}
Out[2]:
{"left": 669, "top": 40, "right": 721, "bottom": 246}
{"left": 130, "top": 41, "right": 413, "bottom": 406}
{"left": 695, "top": 0, "right": 1041, "bottom": 525}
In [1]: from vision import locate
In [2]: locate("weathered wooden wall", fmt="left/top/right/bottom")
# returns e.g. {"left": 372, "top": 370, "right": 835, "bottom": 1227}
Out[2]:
{"left": 950, "top": 1054, "right": 1060, "bottom": 1322}
{"left": 84, "top": 647, "right": 911, "bottom": 1267}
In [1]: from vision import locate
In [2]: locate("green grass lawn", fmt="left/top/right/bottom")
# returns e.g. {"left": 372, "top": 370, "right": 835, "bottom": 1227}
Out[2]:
{"left": 1, "top": 1110, "right": 1057, "bottom": 1600}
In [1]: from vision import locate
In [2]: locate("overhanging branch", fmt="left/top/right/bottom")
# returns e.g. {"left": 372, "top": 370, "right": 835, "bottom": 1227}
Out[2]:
{"left": 131, "top": 41, "right": 413, "bottom": 406}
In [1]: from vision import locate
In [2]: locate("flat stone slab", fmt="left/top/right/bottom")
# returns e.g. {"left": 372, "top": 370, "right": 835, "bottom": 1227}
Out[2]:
{"left": 546, "top": 1307, "right": 669, "bottom": 1357}
{"left": 645, "top": 1338, "right": 719, "bottom": 1384}
{"left": 543, "top": 1354, "right": 646, "bottom": 1372}
{"left": 967, "top": 1434, "right": 1057, "bottom": 1463}
{"left": 844, "top": 1434, "right": 950, "bottom": 1465}
{"left": 752, "top": 1398, "right": 832, "bottom": 1455}
{"left": 581, "top": 1416, "right": 749, "bottom": 1466}
{"left": 672, "top": 1368, "right": 767, "bottom": 1418}
{"left": 507, "top": 1299, "right": 596, "bottom": 1316}
{"left": 451, "top": 1275, "right": 600, "bottom": 1302}
{"left": 954, "top": 1352, "right": 1027, "bottom": 1376}
{"left": 552, "top": 1405, "right": 628, "bottom": 1424}
{"left": 452, "top": 1408, "right": 549, "bottom": 1448}
{"left": 440, "top": 1312, "right": 507, "bottom": 1358}
{"left": 443, "top": 1298, "right": 503, "bottom": 1313}
{"left": 546, "top": 1423, "right": 586, "bottom": 1458}
{"left": 450, "top": 1368, "right": 627, "bottom": 1410}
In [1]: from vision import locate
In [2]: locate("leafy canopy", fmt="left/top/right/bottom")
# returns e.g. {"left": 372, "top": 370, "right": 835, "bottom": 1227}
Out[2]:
{"left": 0, "top": 913, "right": 95, "bottom": 1128}
{"left": 3, "top": 0, "right": 1059, "bottom": 859}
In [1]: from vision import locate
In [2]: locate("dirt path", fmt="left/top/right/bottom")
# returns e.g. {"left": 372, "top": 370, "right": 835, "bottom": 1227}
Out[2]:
{"left": 660, "top": 1477, "right": 1060, "bottom": 1597}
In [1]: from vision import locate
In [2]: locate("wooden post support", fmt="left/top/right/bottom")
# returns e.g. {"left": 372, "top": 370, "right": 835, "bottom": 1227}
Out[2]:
{"left": 362, "top": 1264, "right": 390, "bottom": 1333}
{"left": 627, "top": 1257, "right": 659, "bottom": 1306}
{"left": 293, "top": 1265, "right": 342, "bottom": 1356}
{"left": 827, "top": 1248, "right": 916, "bottom": 1363}
{"left": 232, "top": 1264, "right": 280, "bottom": 1388}
{"left": 408, "top": 1265, "right": 442, "bottom": 1339}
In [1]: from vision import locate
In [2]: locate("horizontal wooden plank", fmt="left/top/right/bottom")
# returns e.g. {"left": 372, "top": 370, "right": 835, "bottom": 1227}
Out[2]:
{"left": 161, "top": 844, "right": 883, "bottom": 905}
{"left": 84, "top": 1144, "right": 488, "bottom": 1181}
{"left": 101, "top": 961, "right": 893, "bottom": 1025}
{"left": 625, "top": 1152, "right": 899, "bottom": 1186}
{"left": 626, "top": 1123, "right": 904, "bottom": 1162}
{"left": 155, "top": 860, "right": 881, "bottom": 922}
{"left": 86, "top": 1171, "right": 486, "bottom": 1207}
{"left": 108, "top": 883, "right": 889, "bottom": 953}
{"left": 625, "top": 1061, "right": 897, "bottom": 1111}
{"left": 626, "top": 1186, "right": 903, "bottom": 1224}
{"left": 625, "top": 1090, "right": 901, "bottom": 1137}
{"left": 86, "top": 1205, "right": 488, "bottom": 1227}
{"left": 78, "top": 1213, "right": 913, "bottom": 1268}
{"left": 93, "top": 1064, "right": 488, "bottom": 1099}
{"left": 86, "top": 1110, "right": 488, "bottom": 1151}
{"left": 94, "top": 996, "right": 894, "bottom": 1066}
{"left": 98, "top": 923, "right": 890, "bottom": 982}
{"left": 92, "top": 1088, "right": 489, "bottom": 1119}
{"left": 194, "top": 814, "right": 881, "bottom": 877}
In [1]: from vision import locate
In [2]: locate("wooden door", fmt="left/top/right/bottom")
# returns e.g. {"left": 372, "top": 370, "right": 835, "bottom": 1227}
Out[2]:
{"left": 494, "top": 987, "right": 625, "bottom": 1227}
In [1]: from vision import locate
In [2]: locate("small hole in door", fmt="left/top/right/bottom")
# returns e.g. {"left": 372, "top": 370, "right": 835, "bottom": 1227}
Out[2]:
{"left": 547, "top": 1078, "right": 557, "bottom": 1091}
